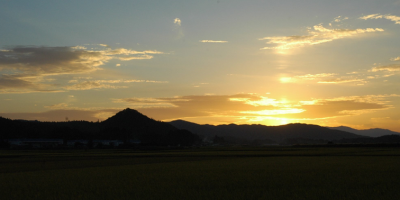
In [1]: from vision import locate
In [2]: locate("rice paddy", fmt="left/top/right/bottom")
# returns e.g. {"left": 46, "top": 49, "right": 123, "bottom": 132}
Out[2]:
{"left": 1, "top": 147, "right": 400, "bottom": 200}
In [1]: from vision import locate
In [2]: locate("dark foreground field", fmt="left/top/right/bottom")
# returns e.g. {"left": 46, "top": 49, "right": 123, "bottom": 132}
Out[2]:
{"left": 1, "top": 147, "right": 400, "bottom": 200}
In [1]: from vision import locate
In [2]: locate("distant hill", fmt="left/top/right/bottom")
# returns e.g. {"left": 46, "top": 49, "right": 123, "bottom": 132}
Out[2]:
{"left": 3, "top": 109, "right": 399, "bottom": 147}
{"left": 102, "top": 108, "right": 177, "bottom": 136}
{"left": 0, "top": 108, "right": 177, "bottom": 141}
{"left": 169, "top": 120, "right": 364, "bottom": 143}
{"left": 328, "top": 126, "right": 400, "bottom": 138}
{"left": 336, "top": 134, "right": 400, "bottom": 144}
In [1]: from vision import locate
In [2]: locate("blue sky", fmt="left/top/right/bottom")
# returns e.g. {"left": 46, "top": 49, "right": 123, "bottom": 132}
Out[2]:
{"left": 1, "top": 0, "right": 400, "bottom": 131}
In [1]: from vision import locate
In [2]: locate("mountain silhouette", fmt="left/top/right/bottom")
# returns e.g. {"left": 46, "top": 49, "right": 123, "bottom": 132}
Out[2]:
{"left": 0, "top": 108, "right": 177, "bottom": 141}
{"left": 328, "top": 126, "right": 400, "bottom": 137}
{"left": 2, "top": 109, "right": 399, "bottom": 147}
{"left": 102, "top": 108, "right": 177, "bottom": 137}
{"left": 169, "top": 120, "right": 364, "bottom": 143}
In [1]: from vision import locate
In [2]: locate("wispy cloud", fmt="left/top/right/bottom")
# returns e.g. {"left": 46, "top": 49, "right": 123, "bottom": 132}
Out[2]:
{"left": 260, "top": 24, "right": 384, "bottom": 50}
{"left": 44, "top": 103, "right": 69, "bottom": 109}
{"left": 317, "top": 78, "right": 367, "bottom": 85}
{"left": 0, "top": 46, "right": 107, "bottom": 75}
{"left": 116, "top": 94, "right": 271, "bottom": 118}
{"left": 333, "top": 16, "right": 349, "bottom": 22}
{"left": 0, "top": 46, "right": 165, "bottom": 93}
{"left": 293, "top": 73, "right": 337, "bottom": 80}
{"left": 0, "top": 74, "right": 34, "bottom": 89}
{"left": 173, "top": 18, "right": 184, "bottom": 38}
{"left": 105, "top": 48, "right": 164, "bottom": 55}
{"left": 64, "top": 81, "right": 126, "bottom": 90}
{"left": 360, "top": 14, "right": 400, "bottom": 24}
{"left": 200, "top": 40, "right": 228, "bottom": 43}
{"left": 280, "top": 73, "right": 367, "bottom": 85}
{"left": 0, "top": 74, "right": 63, "bottom": 94}
{"left": 0, "top": 108, "right": 122, "bottom": 122}
{"left": 112, "top": 93, "right": 398, "bottom": 123}
{"left": 286, "top": 94, "right": 398, "bottom": 120}
{"left": 65, "top": 79, "right": 168, "bottom": 91}
{"left": 370, "top": 64, "right": 400, "bottom": 72}
{"left": 390, "top": 57, "right": 400, "bottom": 61}
{"left": 2, "top": 93, "right": 397, "bottom": 124}
{"left": 118, "top": 55, "right": 153, "bottom": 60}
{"left": 174, "top": 18, "right": 181, "bottom": 26}
{"left": 113, "top": 98, "right": 177, "bottom": 108}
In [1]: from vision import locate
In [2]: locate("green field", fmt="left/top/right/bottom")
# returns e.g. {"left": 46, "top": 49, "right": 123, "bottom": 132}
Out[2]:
{"left": 1, "top": 147, "right": 400, "bottom": 200}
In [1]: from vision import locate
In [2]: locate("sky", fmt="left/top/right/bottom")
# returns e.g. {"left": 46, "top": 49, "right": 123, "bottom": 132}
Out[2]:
{"left": 1, "top": 0, "right": 400, "bottom": 132}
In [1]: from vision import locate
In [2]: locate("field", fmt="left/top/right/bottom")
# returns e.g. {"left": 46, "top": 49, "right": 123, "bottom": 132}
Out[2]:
{"left": 1, "top": 147, "right": 400, "bottom": 200}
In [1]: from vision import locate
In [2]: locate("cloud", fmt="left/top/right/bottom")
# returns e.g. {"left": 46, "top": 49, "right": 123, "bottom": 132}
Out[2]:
{"left": 112, "top": 93, "right": 398, "bottom": 123}
{"left": 105, "top": 48, "right": 164, "bottom": 55}
{"left": 173, "top": 18, "right": 184, "bottom": 38}
{"left": 113, "top": 98, "right": 177, "bottom": 108}
{"left": 0, "top": 108, "right": 122, "bottom": 122}
{"left": 0, "top": 46, "right": 165, "bottom": 93}
{"left": 292, "top": 100, "right": 385, "bottom": 119}
{"left": 122, "top": 80, "right": 168, "bottom": 83}
{"left": 44, "top": 103, "right": 69, "bottom": 109}
{"left": 281, "top": 73, "right": 366, "bottom": 85}
{"left": 2, "top": 94, "right": 397, "bottom": 125}
{"left": 260, "top": 24, "right": 384, "bottom": 50}
{"left": 0, "top": 46, "right": 107, "bottom": 75}
{"left": 0, "top": 46, "right": 165, "bottom": 75}
{"left": 288, "top": 95, "right": 398, "bottom": 119}
{"left": 72, "top": 79, "right": 167, "bottom": 84}
{"left": 360, "top": 14, "right": 400, "bottom": 24}
{"left": 174, "top": 18, "right": 181, "bottom": 26}
{"left": 370, "top": 64, "right": 400, "bottom": 72}
{"left": 64, "top": 81, "right": 125, "bottom": 90}
{"left": 64, "top": 79, "right": 168, "bottom": 91}
{"left": 317, "top": 78, "right": 367, "bottom": 84}
{"left": 116, "top": 94, "right": 274, "bottom": 120}
{"left": 0, "top": 75, "right": 34, "bottom": 89}
{"left": 333, "top": 16, "right": 349, "bottom": 22}
{"left": 118, "top": 55, "right": 153, "bottom": 60}
{"left": 0, "top": 74, "right": 63, "bottom": 94}
{"left": 200, "top": 40, "right": 228, "bottom": 43}
{"left": 240, "top": 108, "right": 305, "bottom": 116}
{"left": 390, "top": 57, "right": 400, "bottom": 61}
{"left": 294, "top": 73, "right": 337, "bottom": 80}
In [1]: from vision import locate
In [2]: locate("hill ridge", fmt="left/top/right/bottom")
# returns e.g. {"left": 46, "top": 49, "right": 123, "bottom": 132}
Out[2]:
{"left": 168, "top": 119, "right": 364, "bottom": 142}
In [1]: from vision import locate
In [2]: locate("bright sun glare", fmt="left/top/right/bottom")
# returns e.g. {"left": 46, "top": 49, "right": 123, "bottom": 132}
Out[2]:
{"left": 280, "top": 77, "right": 292, "bottom": 83}
{"left": 279, "top": 118, "right": 289, "bottom": 125}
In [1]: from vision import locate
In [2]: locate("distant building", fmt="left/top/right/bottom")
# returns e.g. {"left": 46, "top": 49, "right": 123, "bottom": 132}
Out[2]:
{"left": 93, "top": 140, "right": 124, "bottom": 147}
{"left": 8, "top": 139, "right": 63, "bottom": 148}
{"left": 67, "top": 140, "right": 89, "bottom": 147}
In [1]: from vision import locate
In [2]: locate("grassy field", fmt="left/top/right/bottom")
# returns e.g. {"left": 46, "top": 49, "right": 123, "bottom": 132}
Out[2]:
{"left": 1, "top": 147, "right": 400, "bottom": 200}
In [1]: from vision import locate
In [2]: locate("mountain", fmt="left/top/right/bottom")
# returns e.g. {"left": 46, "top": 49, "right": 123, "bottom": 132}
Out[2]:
{"left": 3, "top": 109, "right": 398, "bottom": 147}
{"left": 328, "top": 126, "right": 400, "bottom": 137}
{"left": 102, "top": 108, "right": 177, "bottom": 136}
{"left": 169, "top": 120, "right": 364, "bottom": 143}
{"left": 0, "top": 108, "right": 177, "bottom": 140}
{"left": 168, "top": 120, "right": 215, "bottom": 136}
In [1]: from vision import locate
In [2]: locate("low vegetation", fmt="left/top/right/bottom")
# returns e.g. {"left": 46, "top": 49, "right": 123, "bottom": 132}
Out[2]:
{"left": 1, "top": 147, "right": 400, "bottom": 200}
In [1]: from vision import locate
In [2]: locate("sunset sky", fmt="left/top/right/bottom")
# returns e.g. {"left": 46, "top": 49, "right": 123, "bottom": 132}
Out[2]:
{"left": 1, "top": 0, "right": 400, "bottom": 131}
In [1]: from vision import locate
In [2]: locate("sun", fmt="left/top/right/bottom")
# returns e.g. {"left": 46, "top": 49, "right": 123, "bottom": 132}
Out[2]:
{"left": 280, "top": 77, "right": 292, "bottom": 83}
{"left": 278, "top": 118, "right": 289, "bottom": 125}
